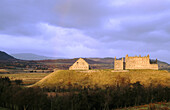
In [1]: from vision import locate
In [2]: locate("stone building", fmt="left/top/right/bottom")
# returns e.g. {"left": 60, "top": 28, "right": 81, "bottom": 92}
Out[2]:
{"left": 114, "top": 55, "right": 158, "bottom": 70}
{"left": 114, "top": 57, "right": 124, "bottom": 70}
{"left": 69, "top": 58, "right": 90, "bottom": 70}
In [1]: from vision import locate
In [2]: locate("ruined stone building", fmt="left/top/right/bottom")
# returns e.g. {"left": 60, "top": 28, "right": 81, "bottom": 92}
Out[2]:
{"left": 69, "top": 58, "right": 90, "bottom": 70}
{"left": 114, "top": 55, "right": 158, "bottom": 70}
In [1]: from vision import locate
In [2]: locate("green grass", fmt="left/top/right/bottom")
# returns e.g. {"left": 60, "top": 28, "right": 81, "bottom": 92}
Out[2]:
{"left": 32, "top": 69, "right": 170, "bottom": 88}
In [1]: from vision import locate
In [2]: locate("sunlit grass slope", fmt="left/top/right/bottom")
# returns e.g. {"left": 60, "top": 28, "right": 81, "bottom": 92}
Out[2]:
{"left": 32, "top": 70, "right": 170, "bottom": 88}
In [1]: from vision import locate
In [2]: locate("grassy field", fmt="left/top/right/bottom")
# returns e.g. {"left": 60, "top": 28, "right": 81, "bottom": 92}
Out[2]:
{"left": 0, "top": 73, "right": 49, "bottom": 85}
{"left": 0, "top": 69, "right": 169, "bottom": 87}
{"left": 32, "top": 69, "right": 170, "bottom": 88}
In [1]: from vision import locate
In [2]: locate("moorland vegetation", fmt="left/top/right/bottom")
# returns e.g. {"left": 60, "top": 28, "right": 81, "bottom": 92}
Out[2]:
{"left": 0, "top": 75, "right": 169, "bottom": 110}
{"left": 0, "top": 69, "right": 170, "bottom": 110}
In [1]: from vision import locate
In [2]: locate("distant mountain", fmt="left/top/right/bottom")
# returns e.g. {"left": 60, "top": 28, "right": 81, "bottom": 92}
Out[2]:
{"left": 87, "top": 58, "right": 114, "bottom": 64}
{"left": 37, "top": 58, "right": 103, "bottom": 64}
{"left": 11, "top": 53, "right": 61, "bottom": 60}
{"left": 157, "top": 60, "right": 170, "bottom": 70}
{"left": 0, "top": 51, "right": 16, "bottom": 61}
{"left": 0, "top": 51, "right": 169, "bottom": 71}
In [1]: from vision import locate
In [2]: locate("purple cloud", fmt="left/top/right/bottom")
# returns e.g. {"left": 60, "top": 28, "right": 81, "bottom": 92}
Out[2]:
{"left": 0, "top": 0, "right": 170, "bottom": 63}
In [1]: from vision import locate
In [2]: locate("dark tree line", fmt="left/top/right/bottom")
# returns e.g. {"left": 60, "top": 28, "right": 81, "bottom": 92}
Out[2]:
{"left": 0, "top": 77, "right": 169, "bottom": 110}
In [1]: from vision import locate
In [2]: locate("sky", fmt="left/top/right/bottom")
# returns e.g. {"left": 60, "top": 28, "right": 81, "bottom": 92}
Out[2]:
{"left": 0, "top": 0, "right": 170, "bottom": 63}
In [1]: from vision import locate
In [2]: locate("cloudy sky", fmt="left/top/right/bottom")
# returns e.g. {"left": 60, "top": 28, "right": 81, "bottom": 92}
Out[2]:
{"left": 0, "top": 0, "right": 170, "bottom": 63}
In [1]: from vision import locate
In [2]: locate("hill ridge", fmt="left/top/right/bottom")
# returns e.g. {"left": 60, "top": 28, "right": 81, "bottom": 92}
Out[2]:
{"left": 0, "top": 51, "right": 16, "bottom": 60}
{"left": 32, "top": 70, "right": 170, "bottom": 88}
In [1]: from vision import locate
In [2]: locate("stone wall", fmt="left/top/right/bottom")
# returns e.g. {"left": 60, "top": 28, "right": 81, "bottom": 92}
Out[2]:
{"left": 148, "top": 64, "right": 159, "bottom": 70}
{"left": 69, "top": 58, "right": 89, "bottom": 70}
{"left": 125, "top": 55, "right": 158, "bottom": 70}
{"left": 114, "top": 57, "right": 124, "bottom": 70}
{"left": 114, "top": 55, "right": 158, "bottom": 70}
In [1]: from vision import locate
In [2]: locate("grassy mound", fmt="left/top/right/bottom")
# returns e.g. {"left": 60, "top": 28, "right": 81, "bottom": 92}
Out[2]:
{"left": 32, "top": 69, "right": 170, "bottom": 88}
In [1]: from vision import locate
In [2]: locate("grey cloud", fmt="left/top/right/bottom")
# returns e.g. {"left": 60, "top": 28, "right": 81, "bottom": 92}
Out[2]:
{"left": 87, "top": 13, "right": 170, "bottom": 50}
{"left": 1, "top": 0, "right": 170, "bottom": 36}
{"left": 0, "top": 0, "right": 111, "bottom": 36}
{"left": 111, "top": 0, "right": 170, "bottom": 16}
{"left": 51, "top": 0, "right": 111, "bottom": 29}
{"left": 0, "top": 0, "right": 57, "bottom": 36}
